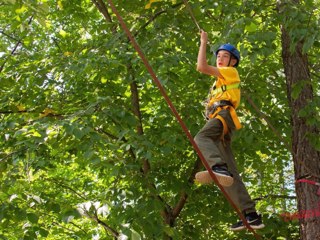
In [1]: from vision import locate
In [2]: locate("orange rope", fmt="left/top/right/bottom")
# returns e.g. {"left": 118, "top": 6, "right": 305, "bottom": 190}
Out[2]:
{"left": 104, "top": 0, "right": 262, "bottom": 238}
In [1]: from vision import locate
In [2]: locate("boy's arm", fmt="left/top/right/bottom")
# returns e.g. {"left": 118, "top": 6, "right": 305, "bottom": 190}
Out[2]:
{"left": 196, "top": 31, "right": 222, "bottom": 78}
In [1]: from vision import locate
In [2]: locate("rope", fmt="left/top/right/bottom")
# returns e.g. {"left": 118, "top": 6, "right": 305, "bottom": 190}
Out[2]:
{"left": 105, "top": 0, "right": 262, "bottom": 239}
{"left": 296, "top": 179, "right": 320, "bottom": 196}
{"left": 296, "top": 179, "right": 320, "bottom": 186}
{"left": 182, "top": 0, "right": 201, "bottom": 31}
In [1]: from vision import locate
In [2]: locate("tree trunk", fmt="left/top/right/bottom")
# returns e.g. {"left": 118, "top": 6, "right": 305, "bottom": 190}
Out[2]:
{"left": 280, "top": 6, "right": 320, "bottom": 240}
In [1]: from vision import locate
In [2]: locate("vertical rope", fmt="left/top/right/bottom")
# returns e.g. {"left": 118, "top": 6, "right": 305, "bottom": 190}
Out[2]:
{"left": 104, "top": 0, "right": 262, "bottom": 238}
{"left": 182, "top": 0, "right": 201, "bottom": 31}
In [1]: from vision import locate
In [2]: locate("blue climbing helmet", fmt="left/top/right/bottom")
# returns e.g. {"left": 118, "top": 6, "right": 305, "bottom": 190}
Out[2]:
{"left": 215, "top": 43, "right": 240, "bottom": 67}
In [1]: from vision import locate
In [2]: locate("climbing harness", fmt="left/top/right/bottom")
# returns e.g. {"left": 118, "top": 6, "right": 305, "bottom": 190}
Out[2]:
{"left": 206, "top": 100, "right": 234, "bottom": 118}
{"left": 205, "top": 81, "right": 242, "bottom": 137}
{"left": 204, "top": 100, "right": 242, "bottom": 143}
{"left": 209, "top": 104, "right": 242, "bottom": 131}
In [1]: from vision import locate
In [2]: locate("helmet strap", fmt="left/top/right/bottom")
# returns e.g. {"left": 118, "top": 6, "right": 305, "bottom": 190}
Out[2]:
{"left": 227, "top": 56, "right": 232, "bottom": 67}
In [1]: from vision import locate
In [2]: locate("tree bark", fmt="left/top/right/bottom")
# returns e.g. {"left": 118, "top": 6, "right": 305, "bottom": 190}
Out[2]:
{"left": 279, "top": 3, "right": 320, "bottom": 239}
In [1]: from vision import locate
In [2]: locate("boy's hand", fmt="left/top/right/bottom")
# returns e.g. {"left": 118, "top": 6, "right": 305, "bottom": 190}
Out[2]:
{"left": 200, "top": 30, "right": 208, "bottom": 43}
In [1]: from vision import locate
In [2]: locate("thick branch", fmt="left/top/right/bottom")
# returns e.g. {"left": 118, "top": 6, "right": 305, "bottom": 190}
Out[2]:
{"left": 172, "top": 191, "right": 188, "bottom": 219}
{"left": 172, "top": 159, "right": 203, "bottom": 219}
{"left": 92, "top": 0, "right": 112, "bottom": 22}
{"left": 128, "top": 65, "right": 144, "bottom": 135}
{"left": 91, "top": 0, "right": 116, "bottom": 34}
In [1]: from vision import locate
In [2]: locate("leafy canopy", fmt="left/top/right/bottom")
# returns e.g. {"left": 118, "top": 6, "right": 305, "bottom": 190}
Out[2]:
{"left": 1, "top": 0, "right": 319, "bottom": 239}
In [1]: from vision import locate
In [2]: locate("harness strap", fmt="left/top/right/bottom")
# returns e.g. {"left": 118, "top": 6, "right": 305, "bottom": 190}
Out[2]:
{"left": 209, "top": 105, "right": 242, "bottom": 136}
{"left": 228, "top": 106, "right": 242, "bottom": 130}
{"left": 211, "top": 82, "right": 240, "bottom": 96}
{"left": 216, "top": 113, "right": 228, "bottom": 136}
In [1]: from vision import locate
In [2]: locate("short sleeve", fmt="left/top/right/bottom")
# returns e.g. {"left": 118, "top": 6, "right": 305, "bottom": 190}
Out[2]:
{"left": 218, "top": 67, "right": 240, "bottom": 84}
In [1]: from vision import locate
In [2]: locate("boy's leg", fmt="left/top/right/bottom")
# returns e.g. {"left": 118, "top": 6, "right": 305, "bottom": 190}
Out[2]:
{"left": 220, "top": 140, "right": 256, "bottom": 213}
{"left": 221, "top": 140, "right": 264, "bottom": 230}
{"left": 194, "top": 110, "right": 233, "bottom": 186}
{"left": 194, "top": 118, "right": 225, "bottom": 167}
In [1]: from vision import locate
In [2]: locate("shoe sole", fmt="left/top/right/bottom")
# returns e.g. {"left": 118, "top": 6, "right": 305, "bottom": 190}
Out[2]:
{"left": 230, "top": 223, "right": 265, "bottom": 231}
{"left": 230, "top": 226, "right": 246, "bottom": 231}
{"left": 251, "top": 223, "right": 265, "bottom": 230}
{"left": 195, "top": 170, "right": 234, "bottom": 187}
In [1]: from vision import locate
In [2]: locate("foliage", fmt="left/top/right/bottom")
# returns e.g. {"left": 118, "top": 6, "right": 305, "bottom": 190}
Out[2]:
{"left": 0, "top": 0, "right": 319, "bottom": 239}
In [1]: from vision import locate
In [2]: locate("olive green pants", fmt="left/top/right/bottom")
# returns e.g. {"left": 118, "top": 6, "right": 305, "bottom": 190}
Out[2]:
{"left": 194, "top": 109, "right": 256, "bottom": 213}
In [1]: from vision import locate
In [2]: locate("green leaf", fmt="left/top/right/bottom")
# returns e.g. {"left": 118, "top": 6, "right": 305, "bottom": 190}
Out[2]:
{"left": 27, "top": 213, "right": 39, "bottom": 223}
{"left": 15, "top": 6, "right": 27, "bottom": 14}
{"left": 59, "top": 29, "right": 67, "bottom": 38}
{"left": 39, "top": 228, "right": 49, "bottom": 237}
{"left": 131, "top": 229, "right": 142, "bottom": 240}
{"left": 245, "top": 22, "right": 258, "bottom": 32}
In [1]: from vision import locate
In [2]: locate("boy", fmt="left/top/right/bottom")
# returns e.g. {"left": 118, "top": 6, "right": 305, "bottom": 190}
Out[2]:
{"left": 194, "top": 30, "right": 264, "bottom": 231}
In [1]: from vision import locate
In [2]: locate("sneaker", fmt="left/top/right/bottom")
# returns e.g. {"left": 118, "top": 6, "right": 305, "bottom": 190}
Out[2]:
{"left": 230, "top": 213, "right": 265, "bottom": 231}
{"left": 195, "top": 165, "right": 234, "bottom": 187}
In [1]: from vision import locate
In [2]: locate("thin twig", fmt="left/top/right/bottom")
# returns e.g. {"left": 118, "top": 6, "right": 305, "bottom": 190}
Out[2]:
{"left": 0, "top": 16, "right": 33, "bottom": 73}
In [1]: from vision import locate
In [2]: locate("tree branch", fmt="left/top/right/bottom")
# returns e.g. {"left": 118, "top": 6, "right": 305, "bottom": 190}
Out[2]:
{"left": 132, "top": 2, "right": 183, "bottom": 39}
{"left": 49, "top": 178, "right": 88, "bottom": 201}
{"left": 49, "top": 178, "right": 120, "bottom": 237}
{"left": 253, "top": 194, "right": 296, "bottom": 201}
{"left": 0, "top": 30, "right": 20, "bottom": 42}
{"left": 0, "top": 109, "right": 64, "bottom": 119}
{"left": 243, "top": 91, "right": 292, "bottom": 151}
{"left": 0, "top": 147, "right": 28, "bottom": 163}
{"left": 172, "top": 159, "right": 203, "bottom": 219}
{"left": 91, "top": 0, "right": 117, "bottom": 34}
{"left": 81, "top": 207, "right": 119, "bottom": 238}
{"left": 92, "top": 0, "right": 112, "bottom": 22}
{"left": 69, "top": 222, "right": 88, "bottom": 235}
{"left": 0, "top": 16, "right": 33, "bottom": 73}
{"left": 172, "top": 191, "right": 188, "bottom": 219}
{"left": 52, "top": 221, "right": 77, "bottom": 234}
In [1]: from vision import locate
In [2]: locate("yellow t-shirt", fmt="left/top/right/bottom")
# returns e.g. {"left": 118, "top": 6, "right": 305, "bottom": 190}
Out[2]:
{"left": 208, "top": 67, "right": 241, "bottom": 109}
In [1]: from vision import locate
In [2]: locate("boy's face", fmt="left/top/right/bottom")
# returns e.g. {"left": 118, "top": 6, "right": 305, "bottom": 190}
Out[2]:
{"left": 216, "top": 50, "right": 237, "bottom": 67}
